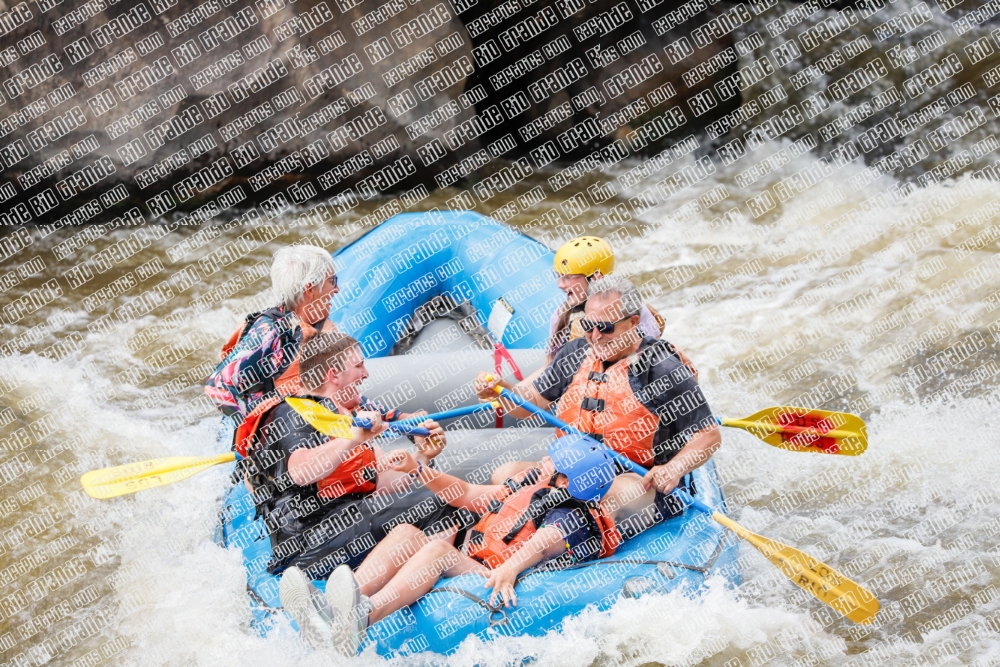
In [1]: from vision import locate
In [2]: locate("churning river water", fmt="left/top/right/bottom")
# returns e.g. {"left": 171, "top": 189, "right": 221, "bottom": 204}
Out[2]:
{"left": 3, "top": 1, "right": 1000, "bottom": 665}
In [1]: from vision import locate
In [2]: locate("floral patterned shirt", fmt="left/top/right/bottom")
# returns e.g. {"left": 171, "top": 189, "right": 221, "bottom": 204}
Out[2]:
{"left": 204, "top": 307, "right": 301, "bottom": 419}
{"left": 205, "top": 307, "right": 401, "bottom": 425}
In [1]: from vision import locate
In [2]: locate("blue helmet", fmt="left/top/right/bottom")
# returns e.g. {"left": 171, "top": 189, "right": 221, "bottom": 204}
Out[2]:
{"left": 548, "top": 434, "right": 617, "bottom": 502}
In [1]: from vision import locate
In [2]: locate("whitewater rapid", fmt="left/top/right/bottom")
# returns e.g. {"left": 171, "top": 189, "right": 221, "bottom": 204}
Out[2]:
{"left": 3, "top": 151, "right": 999, "bottom": 665}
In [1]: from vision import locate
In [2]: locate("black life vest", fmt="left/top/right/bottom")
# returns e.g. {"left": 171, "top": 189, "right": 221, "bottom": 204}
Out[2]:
{"left": 240, "top": 398, "right": 377, "bottom": 531}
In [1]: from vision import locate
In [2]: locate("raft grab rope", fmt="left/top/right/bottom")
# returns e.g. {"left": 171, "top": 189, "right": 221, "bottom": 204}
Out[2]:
{"left": 420, "top": 529, "right": 731, "bottom": 627}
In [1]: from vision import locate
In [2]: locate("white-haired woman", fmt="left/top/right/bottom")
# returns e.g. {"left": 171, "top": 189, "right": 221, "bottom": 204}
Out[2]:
{"left": 205, "top": 244, "right": 342, "bottom": 420}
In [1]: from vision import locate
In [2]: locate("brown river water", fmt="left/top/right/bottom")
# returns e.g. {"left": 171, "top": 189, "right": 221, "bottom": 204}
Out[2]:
{"left": 2, "top": 1, "right": 1000, "bottom": 666}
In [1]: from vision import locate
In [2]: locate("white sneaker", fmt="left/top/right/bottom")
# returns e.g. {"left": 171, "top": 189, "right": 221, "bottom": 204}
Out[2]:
{"left": 325, "top": 564, "right": 369, "bottom": 657}
{"left": 279, "top": 566, "right": 336, "bottom": 649}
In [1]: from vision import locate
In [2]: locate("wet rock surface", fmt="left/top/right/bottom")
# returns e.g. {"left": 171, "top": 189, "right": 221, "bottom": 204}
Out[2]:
{"left": 0, "top": 0, "right": 477, "bottom": 224}
{"left": 0, "top": 0, "right": 742, "bottom": 224}
{"left": 461, "top": 0, "right": 741, "bottom": 161}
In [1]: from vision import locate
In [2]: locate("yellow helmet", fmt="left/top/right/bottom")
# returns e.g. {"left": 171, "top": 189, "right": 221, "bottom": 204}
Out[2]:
{"left": 554, "top": 236, "right": 614, "bottom": 277}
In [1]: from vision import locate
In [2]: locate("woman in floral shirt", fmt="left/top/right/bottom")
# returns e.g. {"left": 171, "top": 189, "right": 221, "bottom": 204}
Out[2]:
{"left": 205, "top": 245, "right": 341, "bottom": 421}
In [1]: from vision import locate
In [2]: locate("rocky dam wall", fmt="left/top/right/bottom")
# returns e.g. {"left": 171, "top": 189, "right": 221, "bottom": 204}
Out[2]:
{"left": 0, "top": 0, "right": 742, "bottom": 224}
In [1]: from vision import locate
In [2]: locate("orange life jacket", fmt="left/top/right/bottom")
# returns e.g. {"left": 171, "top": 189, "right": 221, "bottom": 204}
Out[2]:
{"left": 468, "top": 468, "right": 619, "bottom": 569}
{"left": 219, "top": 308, "right": 339, "bottom": 403}
{"left": 556, "top": 347, "right": 661, "bottom": 468}
{"left": 235, "top": 394, "right": 285, "bottom": 458}
{"left": 315, "top": 439, "right": 378, "bottom": 499}
{"left": 237, "top": 397, "right": 378, "bottom": 498}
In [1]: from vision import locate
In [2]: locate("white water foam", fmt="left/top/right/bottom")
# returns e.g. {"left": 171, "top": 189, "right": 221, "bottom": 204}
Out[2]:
{"left": 4, "top": 96, "right": 1000, "bottom": 665}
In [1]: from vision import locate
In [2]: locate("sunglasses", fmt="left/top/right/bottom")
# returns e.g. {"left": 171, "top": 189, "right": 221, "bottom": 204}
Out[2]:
{"left": 580, "top": 314, "right": 636, "bottom": 334}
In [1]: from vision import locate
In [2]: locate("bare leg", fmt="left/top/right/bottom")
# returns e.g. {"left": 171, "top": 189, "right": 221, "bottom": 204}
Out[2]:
{"left": 355, "top": 523, "right": 461, "bottom": 597}
{"left": 600, "top": 472, "right": 659, "bottom": 533}
{"left": 354, "top": 524, "right": 429, "bottom": 596}
{"left": 367, "top": 539, "right": 487, "bottom": 624}
{"left": 490, "top": 460, "right": 537, "bottom": 485}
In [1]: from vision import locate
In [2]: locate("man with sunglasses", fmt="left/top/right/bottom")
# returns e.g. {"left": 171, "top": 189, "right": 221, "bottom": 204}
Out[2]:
{"left": 475, "top": 275, "right": 721, "bottom": 535}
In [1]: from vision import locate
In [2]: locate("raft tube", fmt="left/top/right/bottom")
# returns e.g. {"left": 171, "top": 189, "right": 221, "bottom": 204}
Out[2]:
{"left": 217, "top": 211, "right": 741, "bottom": 657}
{"left": 327, "top": 210, "right": 564, "bottom": 356}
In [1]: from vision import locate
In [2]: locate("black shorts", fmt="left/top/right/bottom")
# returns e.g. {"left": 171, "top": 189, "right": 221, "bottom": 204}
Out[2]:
{"left": 267, "top": 487, "right": 475, "bottom": 579}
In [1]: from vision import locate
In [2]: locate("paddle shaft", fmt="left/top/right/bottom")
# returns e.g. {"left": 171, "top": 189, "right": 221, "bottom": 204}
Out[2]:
{"left": 494, "top": 388, "right": 715, "bottom": 515}
{"left": 392, "top": 414, "right": 846, "bottom": 440}
{"left": 82, "top": 406, "right": 505, "bottom": 499}
{"left": 392, "top": 402, "right": 498, "bottom": 428}
{"left": 356, "top": 419, "right": 430, "bottom": 437}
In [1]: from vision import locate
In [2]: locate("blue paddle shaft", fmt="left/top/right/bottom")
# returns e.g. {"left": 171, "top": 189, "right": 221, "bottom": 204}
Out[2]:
{"left": 360, "top": 403, "right": 499, "bottom": 443}
{"left": 393, "top": 402, "right": 498, "bottom": 427}
{"left": 353, "top": 419, "right": 431, "bottom": 437}
{"left": 231, "top": 422, "right": 429, "bottom": 461}
{"left": 496, "top": 388, "right": 716, "bottom": 516}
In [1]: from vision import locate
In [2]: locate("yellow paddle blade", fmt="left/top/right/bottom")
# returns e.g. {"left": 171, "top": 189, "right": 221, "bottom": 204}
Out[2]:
{"left": 712, "top": 512, "right": 879, "bottom": 624}
{"left": 284, "top": 397, "right": 355, "bottom": 439}
{"left": 721, "top": 406, "right": 867, "bottom": 455}
{"left": 80, "top": 452, "right": 237, "bottom": 499}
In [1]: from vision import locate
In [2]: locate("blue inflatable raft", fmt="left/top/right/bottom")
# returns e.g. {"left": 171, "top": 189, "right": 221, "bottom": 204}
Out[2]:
{"left": 217, "top": 211, "right": 741, "bottom": 657}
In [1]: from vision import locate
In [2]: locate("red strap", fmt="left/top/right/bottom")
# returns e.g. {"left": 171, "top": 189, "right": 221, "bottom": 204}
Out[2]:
{"left": 493, "top": 343, "right": 524, "bottom": 428}
{"left": 497, "top": 344, "right": 524, "bottom": 381}
{"left": 494, "top": 345, "right": 504, "bottom": 428}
